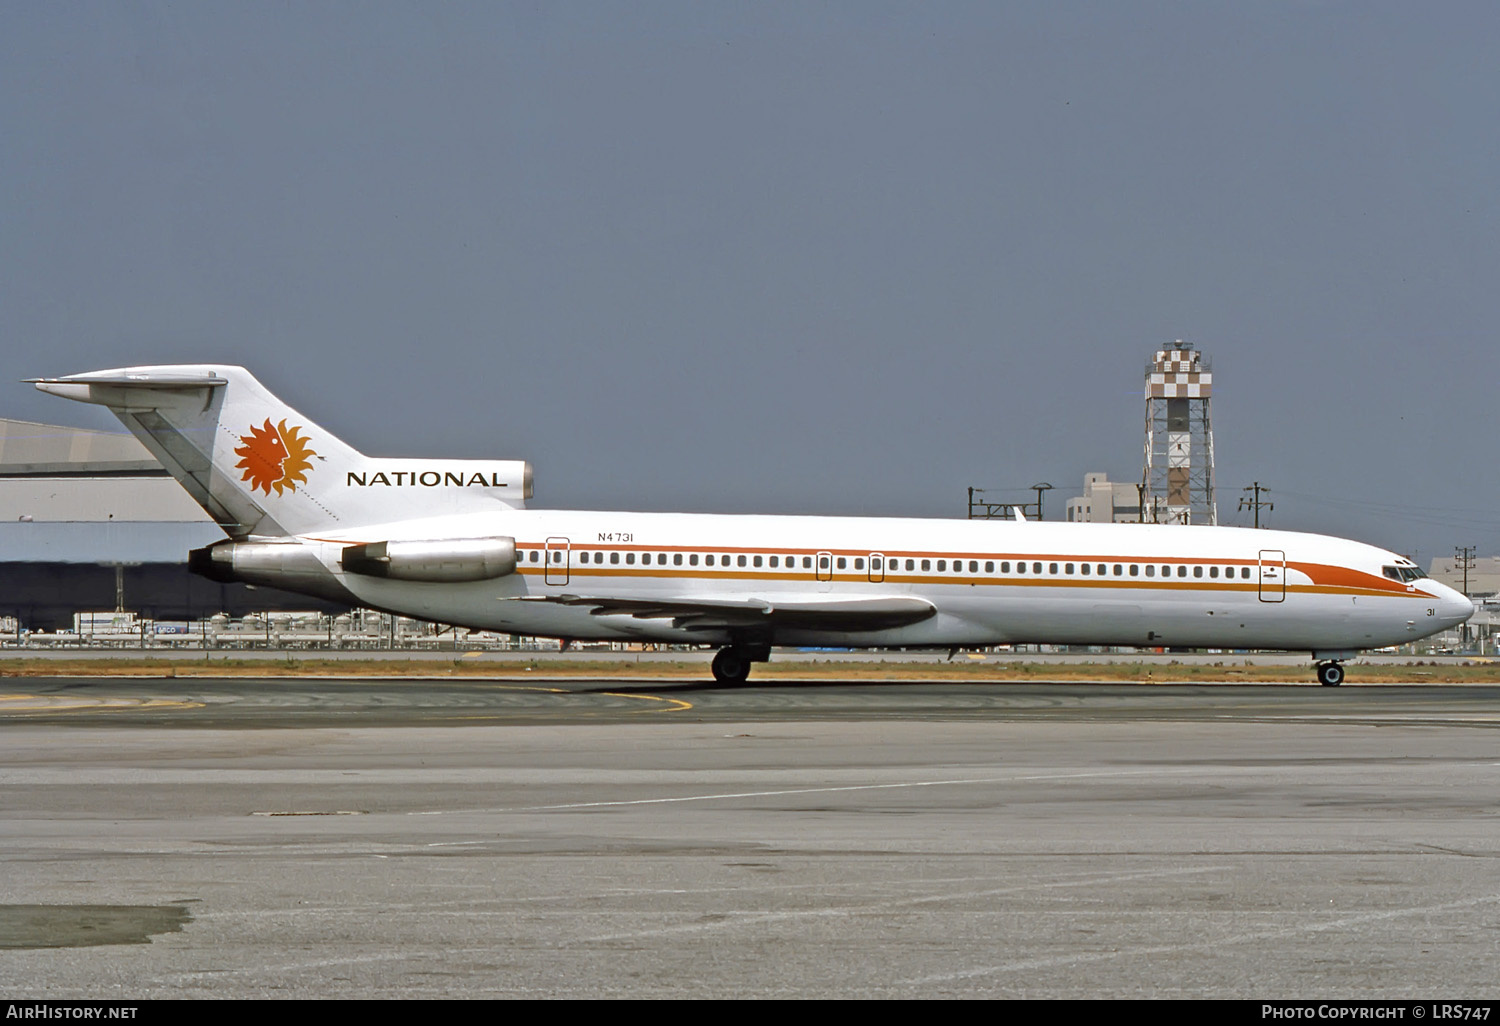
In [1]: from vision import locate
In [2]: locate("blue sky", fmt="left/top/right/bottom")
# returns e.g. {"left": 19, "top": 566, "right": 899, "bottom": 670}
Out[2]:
{"left": 3, "top": 2, "right": 1496, "bottom": 563}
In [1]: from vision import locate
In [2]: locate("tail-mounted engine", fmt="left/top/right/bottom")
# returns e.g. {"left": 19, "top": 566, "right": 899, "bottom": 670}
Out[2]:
{"left": 339, "top": 537, "right": 517, "bottom": 582}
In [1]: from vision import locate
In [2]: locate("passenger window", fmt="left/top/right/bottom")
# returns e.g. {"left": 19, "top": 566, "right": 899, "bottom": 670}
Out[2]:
{"left": 1097, "top": 564, "right": 1107, "bottom": 575}
{"left": 804, "top": 557, "right": 813, "bottom": 569}
{"left": 1033, "top": 562, "right": 1042, "bottom": 574}
{"left": 529, "top": 551, "right": 539, "bottom": 563}
{"left": 1016, "top": 562, "right": 1026, "bottom": 574}
{"left": 1162, "top": 566, "right": 1170, "bottom": 577}
{"left": 753, "top": 555, "right": 762, "bottom": 568}
{"left": 689, "top": 554, "right": 699, "bottom": 566}
{"left": 1177, "top": 566, "right": 1187, "bottom": 578}
{"left": 1209, "top": 566, "right": 1219, "bottom": 578}
{"left": 1145, "top": 565, "right": 1155, "bottom": 577}
{"left": 819, "top": 555, "right": 830, "bottom": 569}
{"left": 737, "top": 555, "right": 747, "bottom": 567}
{"left": 1080, "top": 563, "right": 1090, "bottom": 575}
{"left": 905, "top": 559, "right": 915, "bottom": 571}
{"left": 936, "top": 560, "right": 946, "bottom": 572}
{"left": 1193, "top": 566, "right": 1203, "bottom": 578}
{"left": 985, "top": 561, "right": 994, "bottom": 573}
{"left": 837, "top": 557, "right": 846, "bottom": 570}
{"left": 855, "top": 558, "right": 865, "bottom": 570}
{"left": 1129, "top": 565, "right": 1139, "bottom": 576}
{"left": 1049, "top": 563, "right": 1058, "bottom": 574}
{"left": 1112, "top": 565, "right": 1123, "bottom": 576}
{"left": 769, "top": 556, "right": 779, "bottom": 568}
{"left": 626, "top": 553, "right": 636, "bottom": 565}
{"left": 1242, "top": 567, "right": 1251, "bottom": 579}
{"left": 674, "top": 553, "right": 683, "bottom": 566}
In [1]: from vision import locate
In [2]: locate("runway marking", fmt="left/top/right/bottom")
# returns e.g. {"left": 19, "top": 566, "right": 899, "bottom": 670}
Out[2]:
{"left": 902, "top": 890, "right": 1500, "bottom": 985}
{"left": 597, "top": 690, "right": 693, "bottom": 713}
{"left": 447, "top": 686, "right": 693, "bottom": 719}
{"left": 0, "top": 693, "right": 204, "bottom": 714}
{"left": 512, "top": 768, "right": 1190, "bottom": 812}
{"left": 573, "top": 866, "right": 1220, "bottom": 944}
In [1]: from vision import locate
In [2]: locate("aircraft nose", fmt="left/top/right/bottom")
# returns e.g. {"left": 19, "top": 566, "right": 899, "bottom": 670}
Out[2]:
{"left": 1438, "top": 586, "right": 1475, "bottom": 626}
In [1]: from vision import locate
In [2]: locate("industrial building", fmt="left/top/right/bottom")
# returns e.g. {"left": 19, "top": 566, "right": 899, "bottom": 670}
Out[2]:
{"left": 0, "top": 417, "right": 346, "bottom": 630}
{"left": 1065, "top": 473, "right": 1142, "bottom": 523}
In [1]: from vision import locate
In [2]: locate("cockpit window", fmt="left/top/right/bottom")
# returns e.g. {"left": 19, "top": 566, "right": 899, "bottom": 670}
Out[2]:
{"left": 1383, "top": 565, "right": 1428, "bottom": 582}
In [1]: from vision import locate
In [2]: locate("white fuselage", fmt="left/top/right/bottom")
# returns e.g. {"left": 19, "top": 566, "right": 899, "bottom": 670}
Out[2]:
{"left": 31, "top": 363, "right": 1475, "bottom": 664}
{"left": 301, "top": 510, "right": 1474, "bottom": 653}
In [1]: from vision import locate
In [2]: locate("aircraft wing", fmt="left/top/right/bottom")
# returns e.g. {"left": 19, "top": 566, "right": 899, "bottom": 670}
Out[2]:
{"left": 512, "top": 594, "right": 936, "bottom": 632}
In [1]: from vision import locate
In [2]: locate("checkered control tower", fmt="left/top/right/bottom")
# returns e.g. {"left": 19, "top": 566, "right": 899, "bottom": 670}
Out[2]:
{"left": 1142, "top": 341, "right": 1216, "bottom": 525}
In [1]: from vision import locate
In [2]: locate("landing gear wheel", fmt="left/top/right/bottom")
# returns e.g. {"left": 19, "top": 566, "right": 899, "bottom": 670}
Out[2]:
{"left": 1316, "top": 662, "right": 1345, "bottom": 687}
{"left": 711, "top": 647, "right": 752, "bottom": 685}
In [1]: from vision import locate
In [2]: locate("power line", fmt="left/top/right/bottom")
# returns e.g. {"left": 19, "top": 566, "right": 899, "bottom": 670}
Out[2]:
{"left": 1272, "top": 489, "right": 1500, "bottom": 532}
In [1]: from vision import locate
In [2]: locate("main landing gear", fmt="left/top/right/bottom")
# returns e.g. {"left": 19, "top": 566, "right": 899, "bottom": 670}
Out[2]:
{"left": 711, "top": 644, "right": 770, "bottom": 685}
{"left": 1316, "top": 661, "right": 1346, "bottom": 687}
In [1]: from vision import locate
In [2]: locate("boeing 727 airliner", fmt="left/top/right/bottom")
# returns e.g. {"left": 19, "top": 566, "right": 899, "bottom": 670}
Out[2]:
{"left": 32, "top": 365, "right": 1473, "bottom": 686}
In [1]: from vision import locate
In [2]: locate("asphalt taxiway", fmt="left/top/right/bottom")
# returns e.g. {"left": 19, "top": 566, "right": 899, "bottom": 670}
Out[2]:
{"left": 2, "top": 677, "right": 1498, "bottom": 998}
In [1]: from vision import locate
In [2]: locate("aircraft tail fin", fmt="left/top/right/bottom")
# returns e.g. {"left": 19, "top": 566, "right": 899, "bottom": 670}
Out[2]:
{"left": 31, "top": 365, "right": 530, "bottom": 538}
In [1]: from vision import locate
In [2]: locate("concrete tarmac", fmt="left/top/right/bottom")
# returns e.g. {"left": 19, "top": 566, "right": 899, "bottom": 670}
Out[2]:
{"left": 2, "top": 677, "right": 1498, "bottom": 998}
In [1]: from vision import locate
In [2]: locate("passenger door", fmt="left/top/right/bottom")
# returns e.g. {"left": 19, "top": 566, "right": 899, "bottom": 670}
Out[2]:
{"left": 1258, "top": 550, "right": 1285, "bottom": 602}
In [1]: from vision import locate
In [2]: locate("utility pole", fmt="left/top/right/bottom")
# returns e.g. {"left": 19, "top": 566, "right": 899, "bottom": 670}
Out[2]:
{"left": 1455, "top": 546, "right": 1476, "bottom": 649}
{"left": 1454, "top": 546, "right": 1476, "bottom": 596}
{"left": 1239, "top": 482, "right": 1273, "bottom": 529}
{"left": 1031, "top": 482, "right": 1053, "bottom": 522}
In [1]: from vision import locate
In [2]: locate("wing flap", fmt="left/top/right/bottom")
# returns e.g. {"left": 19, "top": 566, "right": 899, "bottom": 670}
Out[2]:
{"left": 518, "top": 594, "right": 936, "bottom": 632}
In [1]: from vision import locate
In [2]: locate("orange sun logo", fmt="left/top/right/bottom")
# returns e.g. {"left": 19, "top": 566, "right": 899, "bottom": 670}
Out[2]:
{"left": 235, "top": 418, "right": 317, "bottom": 496}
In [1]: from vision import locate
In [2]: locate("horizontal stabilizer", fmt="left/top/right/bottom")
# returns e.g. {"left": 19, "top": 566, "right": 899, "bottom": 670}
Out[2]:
{"left": 28, "top": 371, "right": 229, "bottom": 394}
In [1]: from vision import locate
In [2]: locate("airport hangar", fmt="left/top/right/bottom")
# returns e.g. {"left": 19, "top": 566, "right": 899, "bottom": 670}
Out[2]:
{"left": 0, "top": 417, "right": 347, "bottom": 631}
